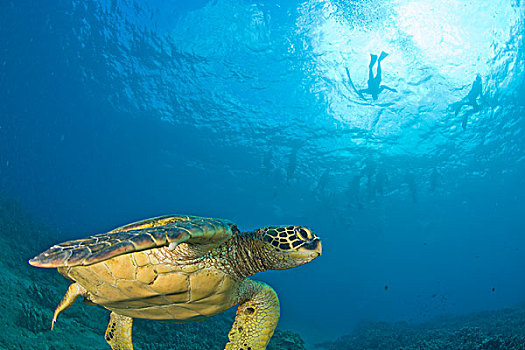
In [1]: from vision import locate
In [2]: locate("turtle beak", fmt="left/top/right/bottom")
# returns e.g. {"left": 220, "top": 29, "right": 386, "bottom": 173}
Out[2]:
{"left": 311, "top": 239, "right": 322, "bottom": 256}
{"left": 315, "top": 240, "right": 322, "bottom": 256}
{"left": 304, "top": 238, "right": 322, "bottom": 256}
{"left": 295, "top": 239, "right": 322, "bottom": 259}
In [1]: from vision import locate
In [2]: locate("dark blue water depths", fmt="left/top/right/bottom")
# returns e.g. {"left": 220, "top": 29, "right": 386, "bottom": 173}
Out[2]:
{"left": 1, "top": 0, "right": 524, "bottom": 345}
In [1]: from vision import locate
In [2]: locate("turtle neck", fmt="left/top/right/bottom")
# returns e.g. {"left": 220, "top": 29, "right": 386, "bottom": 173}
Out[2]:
{"left": 218, "top": 230, "right": 271, "bottom": 280}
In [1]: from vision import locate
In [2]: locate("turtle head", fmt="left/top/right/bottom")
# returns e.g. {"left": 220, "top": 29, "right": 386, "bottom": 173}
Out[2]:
{"left": 259, "top": 225, "right": 322, "bottom": 270}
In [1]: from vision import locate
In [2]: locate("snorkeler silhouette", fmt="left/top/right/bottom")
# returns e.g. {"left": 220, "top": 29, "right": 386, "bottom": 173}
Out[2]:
{"left": 450, "top": 74, "right": 483, "bottom": 130}
{"left": 358, "top": 51, "right": 397, "bottom": 100}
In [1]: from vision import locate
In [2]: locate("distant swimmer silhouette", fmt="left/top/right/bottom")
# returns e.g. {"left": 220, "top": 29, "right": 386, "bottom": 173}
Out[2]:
{"left": 450, "top": 74, "right": 483, "bottom": 130}
{"left": 357, "top": 51, "right": 398, "bottom": 100}
{"left": 345, "top": 51, "right": 397, "bottom": 101}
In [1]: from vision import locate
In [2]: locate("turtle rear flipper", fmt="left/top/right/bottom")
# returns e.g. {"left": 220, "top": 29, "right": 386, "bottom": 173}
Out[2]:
{"left": 51, "top": 283, "right": 88, "bottom": 330}
{"left": 105, "top": 312, "right": 133, "bottom": 350}
{"left": 29, "top": 216, "right": 235, "bottom": 268}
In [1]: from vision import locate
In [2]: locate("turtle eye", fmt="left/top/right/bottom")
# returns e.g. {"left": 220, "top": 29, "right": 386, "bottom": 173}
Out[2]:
{"left": 296, "top": 228, "right": 310, "bottom": 241}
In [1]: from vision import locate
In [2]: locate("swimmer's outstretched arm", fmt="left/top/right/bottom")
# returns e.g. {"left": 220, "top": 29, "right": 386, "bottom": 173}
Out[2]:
{"left": 380, "top": 85, "right": 397, "bottom": 93}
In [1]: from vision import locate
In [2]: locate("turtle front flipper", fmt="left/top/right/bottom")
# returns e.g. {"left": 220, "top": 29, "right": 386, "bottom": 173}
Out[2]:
{"left": 29, "top": 215, "right": 236, "bottom": 268}
{"left": 105, "top": 312, "right": 133, "bottom": 350}
{"left": 225, "top": 280, "right": 280, "bottom": 350}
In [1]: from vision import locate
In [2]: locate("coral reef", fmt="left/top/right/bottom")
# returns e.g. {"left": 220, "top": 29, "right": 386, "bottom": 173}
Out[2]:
{"left": 318, "top": 306, "right": 525, "bottom": 350}
{"left": 0, "top": 196, "right": 305, "bottom": 350}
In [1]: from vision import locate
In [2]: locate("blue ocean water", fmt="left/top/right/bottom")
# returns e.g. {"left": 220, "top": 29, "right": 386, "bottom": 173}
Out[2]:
{"left": 1, "top": 0, "right": 524, "bottom": 346}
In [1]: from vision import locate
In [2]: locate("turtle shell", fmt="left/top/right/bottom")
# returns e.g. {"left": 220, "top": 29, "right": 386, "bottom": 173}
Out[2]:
{"left": 30, "top": 215, "right": 241, "bottom": 321}
{"left": 29, "top": 215, "right": 234, "bottom": 267}
{"left": 59, "top": 248, "right": 240, "bottom": 321}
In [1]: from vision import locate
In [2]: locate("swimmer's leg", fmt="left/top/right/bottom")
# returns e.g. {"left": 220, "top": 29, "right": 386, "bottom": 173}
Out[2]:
{"left": 369, "top": 54, "right": 378, "bottom": 68}
{"left": 455, "top": 106, "right": 462, "bottom": 117}
{"left": 462, "top": 107, "right": 478, "bottom": 130}
{"left": 454, "top": 101, "right": 466, "bottom": 117}
{"left": 471, "top": 100, "right": 480, "bottom": 113}
{"left": 369, "top": 54, "right": 377, "bottom": 81}
{"left": 376, "top": 60, "right": 382, "bottom": 84}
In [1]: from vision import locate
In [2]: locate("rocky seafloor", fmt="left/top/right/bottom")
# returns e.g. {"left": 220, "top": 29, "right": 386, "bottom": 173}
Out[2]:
{"left": 1, "top": 195, "right": 525, "bottom": 350}
{"left": 317, "top": 305, "right": 525, "bottom": 350}
{"left": 318, "top": 302, "right": 525, "bottom": 349}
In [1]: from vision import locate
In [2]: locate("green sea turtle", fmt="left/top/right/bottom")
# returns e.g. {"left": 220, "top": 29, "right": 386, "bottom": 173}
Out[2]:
{"left": 29, "top": 215, "right": 322, "bottom": 350}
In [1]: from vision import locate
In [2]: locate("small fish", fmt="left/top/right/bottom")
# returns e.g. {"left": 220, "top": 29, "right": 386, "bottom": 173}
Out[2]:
{"left": 492, "top": 287, "right": 495, "bottom": 292}
{"left": 384, "top": 285, "right": 389, "bottom": 291}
